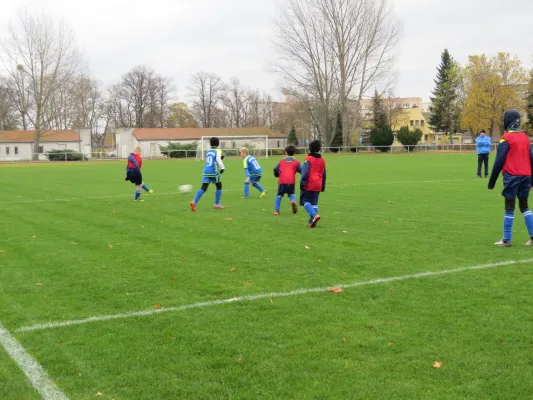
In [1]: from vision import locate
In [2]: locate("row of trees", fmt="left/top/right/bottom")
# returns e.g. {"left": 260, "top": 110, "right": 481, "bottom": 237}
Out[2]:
{"left": 430, "top": 49, "right": 532, "bottom": 139}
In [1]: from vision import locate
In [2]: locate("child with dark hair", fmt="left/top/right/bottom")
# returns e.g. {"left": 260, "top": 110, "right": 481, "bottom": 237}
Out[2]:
{"left": 273, "top": 145, "right": 301, "bottom": 215}
{"left": 300, "top": 140, "right": 326, "bottom": 228}
{"left": 190, "top": 137, "right": 225, "bottom": 211}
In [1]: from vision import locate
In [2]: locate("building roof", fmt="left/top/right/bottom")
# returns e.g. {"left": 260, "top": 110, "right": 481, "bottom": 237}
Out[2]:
{"left": 133, "top": 127, "right": 286, "bottom": 141}
{"left": 0, "top": 130, "right": 80, "bottom": 143}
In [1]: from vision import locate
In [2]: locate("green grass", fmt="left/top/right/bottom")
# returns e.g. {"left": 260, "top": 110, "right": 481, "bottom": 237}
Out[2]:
{"left": 1, "top": 154, "right": 533, "bottom": 399}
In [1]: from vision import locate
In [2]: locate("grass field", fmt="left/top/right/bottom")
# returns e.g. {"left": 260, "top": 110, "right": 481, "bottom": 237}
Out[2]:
{"left": 1, "top": 153, "right": 533, "bottom": 400}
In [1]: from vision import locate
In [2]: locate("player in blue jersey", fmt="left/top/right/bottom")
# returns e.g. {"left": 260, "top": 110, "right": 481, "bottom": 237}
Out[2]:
{"left": 240, "top": 147, "right": 267, "bottom": 198}
{"left": 190, "top": 137, "right": 225, "bottom": 211}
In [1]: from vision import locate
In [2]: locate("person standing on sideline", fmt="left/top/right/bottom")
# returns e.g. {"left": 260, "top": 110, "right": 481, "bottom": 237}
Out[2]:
{"left": 476, "top": 129, "right": 491, "bottom": 177}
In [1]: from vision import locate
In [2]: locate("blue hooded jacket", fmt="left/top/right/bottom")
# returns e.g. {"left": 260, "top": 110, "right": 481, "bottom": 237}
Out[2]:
{"left": 476, "top": 135, "right": 491, "bottom": 155}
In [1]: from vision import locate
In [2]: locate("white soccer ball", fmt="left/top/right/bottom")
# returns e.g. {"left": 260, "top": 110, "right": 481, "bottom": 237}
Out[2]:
{"left": 179, "top": 184, "right": 193, "bottom": 194}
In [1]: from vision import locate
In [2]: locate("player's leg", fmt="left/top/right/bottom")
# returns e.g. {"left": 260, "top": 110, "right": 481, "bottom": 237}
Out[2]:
{"left": 288, "top": 184, "right": 297, "bottom": 214}
{"left": 274, "top": 184, "right": 283, "bottom": 215}
{"left": 213, "top": 180, "right": 225, "bottom": 209}
{"left": 252, "top": 176, "right": 267, "bottom": 197}
{"left": 142, "top": 182, "right": 153, "bottom": 193}
{"left": 191, "top": 180, "right": 209, "bottom": 211}
{"left": 301, "top": 191, "right": 317, "bottom": 226}
{"left": 495, "top": 174, "right": 517, "bottom": 246}
{"left": 517, "top": 177, "right": 533, "bottom": 245}
{"left": 477, "top": 154, "right": 483, "bottom": 178}
{"left": 483, "top": 154, "right": 489, "bottom": 177}
{"left": 309, "top": 193, "right": 321, "bottom": 228}
{"left": 134, "top": 172, "right": 143, "bottom": 201}
{"left": 243, "top": 178, "right": 250, "bottom": 198}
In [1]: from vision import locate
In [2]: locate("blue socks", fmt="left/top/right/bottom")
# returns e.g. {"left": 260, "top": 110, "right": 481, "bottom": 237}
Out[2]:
{"left": 503, "top": 212, "right": 514, "bottom": 242}
{"left": 193, "top": 189, "right": 205, "bottom": 204}
{"left": 523, "top": 209, "right": 533, "bottom": 238}
{"left": 244, "top": 182, "right": 250, "bottom": 197}
{"left": 275, "top": 195, "right": 282, "bottom": 212}
{"left": 253, "top": 182, "right": 265, "bottom": 193}
{"left": 215, "top": 190, "right": 222, "bottom": 205}
{"left": 304, "top": 202, "right": 317, "bottom": 221}
{"left": 134, "top": 190, "right": 141, "bottom": 200}
{"left": 142, "top": 183, "right": 150, "bottom": 192}
{"left": 289, "top": 194, "right": 296, "bottom": 203}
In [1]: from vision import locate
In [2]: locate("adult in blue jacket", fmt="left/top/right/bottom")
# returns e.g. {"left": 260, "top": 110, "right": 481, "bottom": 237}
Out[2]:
{"left": 476, "top": 129, "right": 491, "bottom": 178}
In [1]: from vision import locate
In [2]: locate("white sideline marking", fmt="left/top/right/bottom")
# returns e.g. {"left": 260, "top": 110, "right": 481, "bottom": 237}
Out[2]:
{"left": 0, "top": 179, "right": 471, "bottom": 205}
{"left": 15, "top": 258, "right": 533, "bottom": 333}
{"left": 0, "top": 321, "right": 69, "bottom": 399}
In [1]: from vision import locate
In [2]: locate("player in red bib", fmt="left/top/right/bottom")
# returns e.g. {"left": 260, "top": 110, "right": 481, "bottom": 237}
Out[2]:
{"left": 125, "top": 146, "right": 153, "bottom": 201}
{"left": 300, "top": 139, "right": 326, "bottom": 228}
{"left": 488, "top": 109, "right": 533, "bottom": 246}
{"left": 273, "top": 145, "right": 302, "bottom": 215}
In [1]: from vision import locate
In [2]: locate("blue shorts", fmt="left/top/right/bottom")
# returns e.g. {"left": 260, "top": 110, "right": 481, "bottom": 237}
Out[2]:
{"left": 502, "top": 173, "right": 531, "bottom": 199}
{"left": 126, "top": 169, "right": 142, "bottom": 185}
{"left": 249, "top": 175, "right": 262, "bottom": 184}
{"left": 202, "top": 174, "right": 221, "bottom": 184}
{"left": 277, "top": 184, "right": 295, "bottom": 196}
{"left": 300, "top": 190, "right": 320, "bottom": 206}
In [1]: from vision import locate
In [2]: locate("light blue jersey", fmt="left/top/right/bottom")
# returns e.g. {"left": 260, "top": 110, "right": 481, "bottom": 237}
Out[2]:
{"left": 203, "top": 149, "right": 224, "bottom": 176}
{"left": 243, "top": 155, "right": 262, "bottom": 177}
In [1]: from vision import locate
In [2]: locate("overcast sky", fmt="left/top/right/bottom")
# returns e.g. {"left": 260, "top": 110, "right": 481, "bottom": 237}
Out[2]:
{"left": 0, "top": 0, "right": 531, "bottom": 103}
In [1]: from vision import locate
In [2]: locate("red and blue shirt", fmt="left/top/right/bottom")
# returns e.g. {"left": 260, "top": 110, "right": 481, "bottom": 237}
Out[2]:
{"left": 274, "top": 157, "right": 301, "bottom": 184}
{"left": 127, "top": 153, "right": 142, "bottom": 171}
{"left": 300, "top": 154, "right": 326, "bottom": 192}
{"left": 488, "top": 131, "right": 533, "bottom": 188}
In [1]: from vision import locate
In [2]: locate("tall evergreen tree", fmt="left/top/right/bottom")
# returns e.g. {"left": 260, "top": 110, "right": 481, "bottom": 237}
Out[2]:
{"left": 526, "top": 70, "right": 533, "bottom": 134}
{"left": 330, "top": 111, "right": 343, "bottom": 151}
{"left": 429, "top": 49, "right": 461, "bottom": 136}
{"left": 371, "top": 89, "right": 387, "bottom": 129}
{"left": 287, "top": 124, "right": 298, "bottom": 145}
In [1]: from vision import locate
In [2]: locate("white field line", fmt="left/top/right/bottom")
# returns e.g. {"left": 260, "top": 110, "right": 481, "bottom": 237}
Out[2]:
{"left": 0, "top": 321, "right": 69, "bottom": 400}
{"left": 15, "top": 257, "right": 533, "bottom": 334}
{"left": 1, "top": 179, "right": 471, "bottom": 205}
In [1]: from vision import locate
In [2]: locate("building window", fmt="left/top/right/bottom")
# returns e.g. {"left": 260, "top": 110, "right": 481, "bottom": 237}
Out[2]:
{"left": 403, "top": 103, "right": 410, "bottom": 108}
{"left": 415, "top": 120, "right": 419, "bottom": 127}
{"left": 38, "top": 146, "right": 44, "bottom": 154}
{"left": 410, "top": 120, "right": 414, "bottom": 127}
{"left": 421, "top": 120, "right": 425, "bottom": 127}
{"left": 14, "top": 146, "right": 18, "bottom": 155}
{"left": 5, "top": 147, "right": 10, "bottom": 155}
{"left": 424, "top": 135, "right": 428, "bottom": 141}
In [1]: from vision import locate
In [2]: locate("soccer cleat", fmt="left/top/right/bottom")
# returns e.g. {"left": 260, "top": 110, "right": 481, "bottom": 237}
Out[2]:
{"left": 134, "top": 199, "right": 144, "bottom": 202}
{"left": 190, "top": 201, "right": 196, "bottom": 212}
{"left": 148, "top": 189, "right": 154, "bottom": 194}
{"left": 274, "top": 211, "right": 280, "bottom": 216}
{"left": 213, "top": 204, "right": 225, "bottom": 209}
{"left": 309, "top": 214, "right": 321, "bottom": 228}
{"left": 291, "top": 201, "right": 298, "bottom": 214}
{"left": 526, "top": 239, "right": 533, "bottom": 246}
{"left": 260, "top": 190, "right": 267, "bottom": 198}
{"left": 241, "top": 196, "right": 248, "bottom": 199}
{"left": 494, "top": 239, "right": 511, "bottom": 247}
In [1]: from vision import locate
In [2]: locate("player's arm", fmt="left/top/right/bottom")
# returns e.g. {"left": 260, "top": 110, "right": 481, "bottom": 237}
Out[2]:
{"left": 216, "top": 150, "right": 225, "bottom": 173}
{"left": 321, "top": 166, "right": 326, "bottom": 192}
{"left": 300, "top": 161, "right": 309, "bottom": 190}
{"left": 488, "top": 140, "right": 509, "bottom": 189}
{"left": 273, "top": 162, "right": 280, "bottom": 178}
{"left": 297, "top": 161, "right": 302, "bottom": 174}
{"left": 128, "top": 154, "right": 139, "bottom": 169}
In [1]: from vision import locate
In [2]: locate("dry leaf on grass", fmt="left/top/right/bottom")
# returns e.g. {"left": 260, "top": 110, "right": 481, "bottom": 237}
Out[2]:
{"left": 328, "top": 287, "right": 343, "bottom": 293}
{"left": 124, "top": 280, "right": 129, "bottom": 283}
{"left": 387, "top": 342, "right": 393, "bottom": 347}
{"left": 71, "top": 242, "right": 77, "bottom": 245}
{"left": 305, "top": 245, "right": 310, "bottom": 249}
{"left": 230, "top": 268, "right": 236, "bottom": 272}
{"left": 36, "top": 283, "right": 43, "bottom": 286}
{"left": 433, "top": 361, "right": 443, "bottom": 369}
{"left": 108, "top": 244, "right": 113, "bottom": 248}
{"left": 170, "top": 276, "right": 177, "bottom": 280}
{"left": 225, "top": 218, "right": 233, "bottom": 221}
{"left": 32, "top": 235, "right": 36, "bottom": 238}
{"left": 96, "top": 392, "right": 102, "bottom": 397}
{"left": 342, "top": 230, "right": 348, "bottom": 233}
{"left": 0, "top": 250, "right": 5, "bottom": 253}
{"left": 153, "top": 304, "right": 161, "bottom": 309}
{"left": 342, "top": 337, "right": 347, "bottom": 343}
{"left": 367, "top": 324, "right": 374, "bottom": 329}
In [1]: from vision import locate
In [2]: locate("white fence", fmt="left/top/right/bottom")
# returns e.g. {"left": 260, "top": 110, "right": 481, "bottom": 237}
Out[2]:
{"left": 0, "top": 144, "right": 500, "bottom": 163}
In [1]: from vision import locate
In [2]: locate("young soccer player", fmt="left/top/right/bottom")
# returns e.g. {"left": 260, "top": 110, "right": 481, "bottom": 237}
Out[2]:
{"left": 488, "top": 109, "right": 533, "bottom": 246}
{"left": 125, "top": 146, "right": 153, "bottom": 202}
{"left": 240, "top": 147, "right": 267, "bottom": 198}
{"left": 300, "top": 139, "right": 326, "bottom": 228}
{"left": 190, "top": 137, "right": 225, "bottom": 211}
{"left": 273, "top": 145, "right": 301, "bottom": 215}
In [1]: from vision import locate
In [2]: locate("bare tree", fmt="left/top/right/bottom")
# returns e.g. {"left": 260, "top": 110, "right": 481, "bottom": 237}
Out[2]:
{"left": 223, "top": 77, "right": 248, "bottom": 127}
{"left": 188, "top": 72, "right": 225, "bottom": 128}
{"left": 1, "top": 11, "right": 81, "bottom": 158}
{"left": 273, "top": 0, "right": 400, "bottom": 146}
{"left": 0, "top": 77, "right": 19, "bottom": 130}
